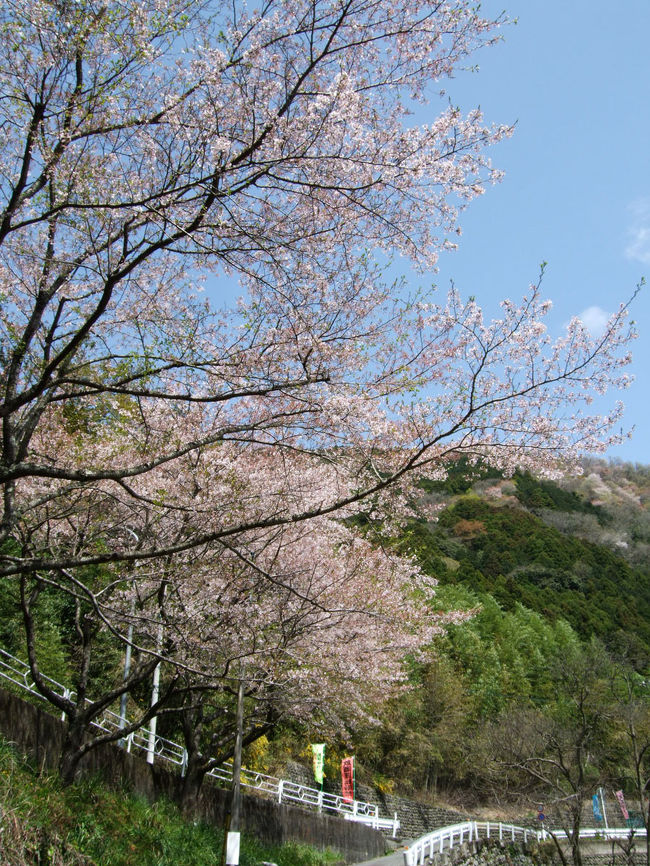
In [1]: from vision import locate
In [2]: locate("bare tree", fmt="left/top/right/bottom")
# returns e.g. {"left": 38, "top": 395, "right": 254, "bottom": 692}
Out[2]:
{"left": 610, "top": 663, "right": 650, "bottom": 865}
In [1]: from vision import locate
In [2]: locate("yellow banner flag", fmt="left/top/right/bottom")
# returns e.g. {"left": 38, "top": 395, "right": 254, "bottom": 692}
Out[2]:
{"left": 311, "top": 743, "right": 325, "bottom": 784}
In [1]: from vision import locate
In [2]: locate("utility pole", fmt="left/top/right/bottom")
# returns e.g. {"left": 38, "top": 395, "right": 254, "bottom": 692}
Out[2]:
{"left": 226, "top": 677, "right": 245, "bottom": 866}
{"left": 146, "top": 618, "right": 163, "bottom": 764}
{"left": 146, "top": 580, "right": 165, "bottom": 765}
{"left": 119, "top": 528, "right": 139, "bottom": 743}
{"left": 599, "top": 787, "right": 609, "bottom": 831}
{"left": 118, "top": 617, "right": 133, "bottom": 736}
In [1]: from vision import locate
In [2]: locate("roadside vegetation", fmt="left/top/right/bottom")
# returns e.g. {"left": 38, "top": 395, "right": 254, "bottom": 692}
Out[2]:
{"left": 0, "top": 738, "right": 340, "bottom": 866}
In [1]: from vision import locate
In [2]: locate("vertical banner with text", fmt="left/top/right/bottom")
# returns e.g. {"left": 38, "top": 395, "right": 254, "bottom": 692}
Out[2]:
{"left": 312, "top": 743, "right": 325, "bottom": 786}
{"left": 341, "top": 756, "right": 355, "bottom": 803}
{"left": 615, "top": 790, "right": 629, "bottom": 821}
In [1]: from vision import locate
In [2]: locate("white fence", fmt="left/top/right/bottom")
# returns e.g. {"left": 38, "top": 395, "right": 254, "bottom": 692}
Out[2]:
{"left": 0, "top": 647, "right": 399, "bottom": 835}
{"left": 404, "top": 821, "right": 648, "bottom": 866}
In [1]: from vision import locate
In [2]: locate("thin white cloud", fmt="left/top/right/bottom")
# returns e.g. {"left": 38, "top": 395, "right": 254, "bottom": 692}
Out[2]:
{"left": 625, "top": 198, "right": 650, "bottom": 264}
{"left": 576, "top": 306, "right": 610, "bottom": 336}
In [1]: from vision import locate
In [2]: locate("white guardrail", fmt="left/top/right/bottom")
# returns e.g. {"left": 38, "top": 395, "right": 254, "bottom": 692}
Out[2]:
{"left": 404, "top": 821, "right": 648, "bottom": 866}
{"left": 0, "top": 647, "right": 399, "bottom": 835}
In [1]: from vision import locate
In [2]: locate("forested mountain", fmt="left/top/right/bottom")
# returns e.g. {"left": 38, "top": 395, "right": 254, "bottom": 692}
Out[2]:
{"left": 404, "top": 459, "right": 650, "bottom": 663}
{"left": 348, "top": 459, "right": 650, "bottom": 810}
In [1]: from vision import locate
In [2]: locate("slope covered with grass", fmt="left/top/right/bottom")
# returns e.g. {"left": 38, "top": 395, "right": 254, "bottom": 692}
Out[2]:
{"left": 0, "top": 738, "right": 340, "bottom": 866}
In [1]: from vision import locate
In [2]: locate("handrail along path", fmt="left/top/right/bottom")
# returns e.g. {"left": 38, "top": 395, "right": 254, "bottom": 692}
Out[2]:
{"left": 404, "top": 821, "right": 648, "bottom": 866}
{"left": 0, "top": 647, "right": 399, "bottom": 835}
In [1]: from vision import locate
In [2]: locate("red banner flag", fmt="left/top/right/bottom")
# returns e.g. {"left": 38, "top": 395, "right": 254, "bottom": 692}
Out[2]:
{"left": 615, "top": 790, "right": 629, "bottom": 820}
{"left": 341, "top": 757, "right": 355, "bottom": 803}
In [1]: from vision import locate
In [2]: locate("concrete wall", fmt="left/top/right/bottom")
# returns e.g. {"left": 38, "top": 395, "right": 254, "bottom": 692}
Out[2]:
{"left": 0, "top": 689, "right": 386, "bottom": 864}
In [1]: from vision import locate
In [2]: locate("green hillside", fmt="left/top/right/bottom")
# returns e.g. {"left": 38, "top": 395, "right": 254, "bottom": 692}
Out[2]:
{"left": 349, "top": 460, "right": 650, "bottom": 800}
{"left": 404, "top": 493, "right": 650, "bottom": 658}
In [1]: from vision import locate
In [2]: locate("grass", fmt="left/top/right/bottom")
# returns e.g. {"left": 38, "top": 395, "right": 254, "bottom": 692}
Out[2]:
{"left": 0, "top": 738, "right": 343, "bottom": 866}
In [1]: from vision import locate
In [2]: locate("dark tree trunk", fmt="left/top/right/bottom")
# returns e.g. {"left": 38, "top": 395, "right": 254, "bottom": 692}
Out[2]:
{"left": 180, "top": 706, "right": 209, "bottom": 813}
{"left": 181, "top": 754, "right": 209, "bottom": 813}
{"left": 570, "top": 810, "right": 583, "bottom": 866}
{"left": 58, "top": 717, "right": 87, "bottom": 786}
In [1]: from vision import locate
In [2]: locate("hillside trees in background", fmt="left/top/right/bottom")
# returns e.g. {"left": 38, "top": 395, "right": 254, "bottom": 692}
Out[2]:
{"left": 0, "top": 0, "right": 637, "bottom": 785}
{"left": 516, "top": 465, "right": 650, "bottom": 572}
{"left": 354, "top": 652, "right": 473, "bottom": 795}
{"left": 353, "top": 591, "right": 583, "bottom": 795}
{"left": 351, "top": 459, "right": 650, "bottom": 802}
{"left": 486, "top": 639, "right": 615, "bottom": 866}
{"left": 609, "top": 663, "right": 650, "bottom": 863}
{"left": 400, "top": 494, "right": 650, "bottom": 659}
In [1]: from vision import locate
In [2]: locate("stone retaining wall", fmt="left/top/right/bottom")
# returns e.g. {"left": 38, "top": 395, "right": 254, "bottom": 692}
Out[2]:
{"left": 417, "top": 838, "right": 647, "bottom": 866}
{"left": 367, "top": 791, "right": 469, "bottom": 840}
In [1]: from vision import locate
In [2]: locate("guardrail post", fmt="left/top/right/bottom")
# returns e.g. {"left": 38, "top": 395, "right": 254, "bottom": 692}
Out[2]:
{"left": 499, "top": 823, "right": 503, "bottom": 842}
{"left": 61, "top": 688, "right": 72, "bottom": 721}
{"left": 181, "top": 748, "right": 188, "bottom": 777}
{"left": 318, "top": 789, "right": 323, "bottom": 813}
{"left": 278, "top": 780, "right": 283, "bottom": 805}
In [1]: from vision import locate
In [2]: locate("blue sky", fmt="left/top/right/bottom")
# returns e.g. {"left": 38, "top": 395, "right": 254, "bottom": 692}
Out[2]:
{"left": 425, "top": 0, "right": 650, "bottom": 464}
{"left": 213, "top": 1, "right": 649, "bottom": 465}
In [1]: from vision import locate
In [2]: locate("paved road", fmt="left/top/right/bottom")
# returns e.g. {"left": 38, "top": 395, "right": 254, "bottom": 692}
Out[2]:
{"left": 352, "top": 843, "right": 410, "bottom": 866}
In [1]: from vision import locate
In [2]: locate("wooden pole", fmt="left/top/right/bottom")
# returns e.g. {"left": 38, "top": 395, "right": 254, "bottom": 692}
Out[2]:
{"left": 226, "top": 677, "right": 245, "bottom": 866}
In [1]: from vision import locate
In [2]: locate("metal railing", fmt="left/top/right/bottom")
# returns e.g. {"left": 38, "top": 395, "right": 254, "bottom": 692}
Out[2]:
{"left": 542, "top": 826, "right": 648, "bottom": 842}
{"left": 404, "top": 821, "right": 648, "bottom": 866}
{"left": 0, "top": 647, "right": 399, "bottom": 835}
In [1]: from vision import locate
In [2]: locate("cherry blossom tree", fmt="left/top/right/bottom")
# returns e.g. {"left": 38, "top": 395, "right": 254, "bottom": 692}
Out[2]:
{"left": 0, "top": 0, "right": 635, "bottom": 578}
{"left": 17, "top": 473, "right": 451, "bottom": 786}
{"left": 0, "top": 0, "right": 637, "bottom": 783}
{"left": 161, "top": 514, "right": 449, "bottom": 809}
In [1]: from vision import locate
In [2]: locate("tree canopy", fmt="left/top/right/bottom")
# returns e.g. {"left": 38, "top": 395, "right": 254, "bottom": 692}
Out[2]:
{"left": 0, "top": 0, "right": 638, "bottom": 786}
